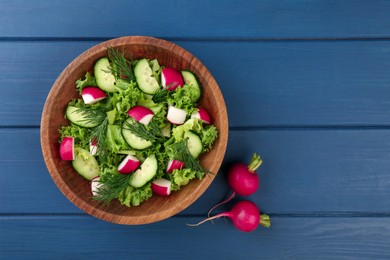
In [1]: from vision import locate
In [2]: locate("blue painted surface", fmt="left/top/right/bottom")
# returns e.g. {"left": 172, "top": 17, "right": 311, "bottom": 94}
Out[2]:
{"left": 2, "top": 1, "right": 390, "bottom": 259}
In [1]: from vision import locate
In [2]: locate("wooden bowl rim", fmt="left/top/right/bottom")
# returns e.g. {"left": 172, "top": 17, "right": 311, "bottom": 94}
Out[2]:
{"left": 40, "top": 36, "right": 228, "bottom": 225}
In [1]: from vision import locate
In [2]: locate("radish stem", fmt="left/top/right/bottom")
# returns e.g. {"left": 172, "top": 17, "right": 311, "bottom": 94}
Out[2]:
{"left": 207, "top": 191, "right": 236, "bottom": 218}
{"left": 259, "top": 214, "right": 271, "bottom": 228}
{"left": 248, "top": 153, "right": 262, "bottom": 172}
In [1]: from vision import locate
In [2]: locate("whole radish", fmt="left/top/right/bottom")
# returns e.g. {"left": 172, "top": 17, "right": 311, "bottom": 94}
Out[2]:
{"left": 228, "top": 153, "right": 262, "bottom": 196}
{"left": 188, "top": 200, "right": 270, "bottom": 232}
{"left": 208, "top": 153, "right": 263, "bottom": 217}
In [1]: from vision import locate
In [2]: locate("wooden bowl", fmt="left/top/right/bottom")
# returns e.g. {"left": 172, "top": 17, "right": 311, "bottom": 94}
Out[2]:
{"left": 40, "top": 36, "right": 228, "bottom": 225}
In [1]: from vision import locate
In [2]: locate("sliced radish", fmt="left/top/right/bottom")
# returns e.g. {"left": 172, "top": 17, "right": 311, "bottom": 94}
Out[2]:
{"left": 166, "top": 159, "right": 185, "bottom": 173}
{"left": 167, "top": 105, "right": 187, "bottom": 125}
{"left": 118, "top": 154, "right": 140, "bottom": 174}
{"left": 81, "top": 87, "right": 107, "bottom": 104}
{"left": 161, "top": 67, "right": 184, "bottom": 91}
{"left": 60, "top": 137, "right": 74, "bottom": 161}
{"left": 89, "top": 139, "right": 98, "bottom": 156}
{"left": 151, "top": 178, "right": 172, "bottom": 196}
{"left": 91, "top": 176, "right": 102, "bottom": 197}
{"left": 191, "top": 107, "right": 211, "bottom": 124}
{"left": 127, "top": 105, "right": 154, "bottom": 125}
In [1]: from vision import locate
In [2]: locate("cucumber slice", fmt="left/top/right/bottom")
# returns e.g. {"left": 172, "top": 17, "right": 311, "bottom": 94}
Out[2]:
{"left": 129, "top": 155, "right": 158, "bottom": 188}
{"left": 121, "top": 118, "right": 152, "bottom": 150}
{"left": 184, "top": 131, "right": 203, "bottom": 158}
{"left": 134, "top": 59, "right": 160, "bottom": 94}
{"left": 94, "top": 57, "right": 117, "bottom": 92}
{"left": 72, "top": 147, "right": 100, "bottom": 180}
{"left": 66, "top": 106, "right": 103, "bottom": 128}
{"left": 181, "top": 70, "right": 202, "bottom": 102}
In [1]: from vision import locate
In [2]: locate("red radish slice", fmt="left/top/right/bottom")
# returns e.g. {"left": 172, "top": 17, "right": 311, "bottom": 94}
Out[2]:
{"left": 91, "top": 176, "right": 102, "bottom": 197}
{"left": 161, "top": 67, "right": 184, "bottom": 91}
{"left": 89, "top": 139, "right": 98, "bottom": 156}
{"left": 191, "top": 107, "right": 211, "bottom": 124}
{"left": 151, "top": 178, "right": 172, "bottom": 196}
{"left": 81, "top": 87, "right": 107, "bottom": 104}
{"left": 127, "top": 105, "right": 154, "bottom": 125}
{"left": 60, "top": 137, "right": 74, "bottom": 161}
{"left": 167, "top": 105, "right": 187, "bottom": 125}
{"left": 118, "top": 154, "right": 140, "bottom": 174}
{"left": 166, "top": 159, "right": 185, "bottom": 173}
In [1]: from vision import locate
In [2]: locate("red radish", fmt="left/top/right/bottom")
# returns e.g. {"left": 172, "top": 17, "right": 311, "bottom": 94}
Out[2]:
{"left": 127, "top": 105, "right": 154, "bottom": 125}
{"left": 161, "top": 67, "right": 184, "bottom": 91}
{"left": 91, "top": 176, "right": 102, "bottom": 196}
{"left": 151, "top": 178, "right": 172, "bottom": 196}
{"left": 188, "top": 200, "right": 270, "bottom": 232}
{"left": 118, "top": 154, "right": 140, "bottom": 174}
{"left": 167, "top": 105, "right": 187, "bottom": 125}
{"left": 166, "top": 159, "right": 185, "bottom": 173}
{"left": 191, "top": 107, "right": 211, "bottom": 124}
{"left": 59, "top": 137, "right": 74, "bottom": 161}
{"left": 81, "top": 87, "right": 107, "bottom": 104}
{"left": 89, "top": 139, "right": 98, "bottom": 156}
{"left": 208, "top": 153, "right": 263, "bottom": 217}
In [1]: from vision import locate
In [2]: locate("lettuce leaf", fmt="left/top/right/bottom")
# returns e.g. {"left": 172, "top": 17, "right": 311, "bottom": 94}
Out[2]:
{"left": 106, "top": 124, "right": 129, "bottom": 153}
{"left": 75, "top": 72, "right": 97, "bottom": 94}
{"left": 169, "top": 168, "right": 203, "bottom": 191}
{"left": 200, "top": 125, "right": 218, "bottom": 152}
{"left": 167, "top": 85, "right": 199, "bottom": 114}
{"left": 59, "top": 124, "right": 90, "bottom": 150}
{"left": 118, "top": 184, "right": 153, "bottom": 207}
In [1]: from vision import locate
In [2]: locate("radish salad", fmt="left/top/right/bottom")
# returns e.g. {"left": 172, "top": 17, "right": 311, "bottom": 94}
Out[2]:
{"left": 59, "top": 48, "right": 218, "bottom": 207}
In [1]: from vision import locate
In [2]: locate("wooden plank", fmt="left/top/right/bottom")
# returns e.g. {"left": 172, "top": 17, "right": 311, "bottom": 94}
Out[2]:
{"left": 3, "top": 128, "right": 390, "bottom": 214}
{"left": 2, "top": 40, "right": 390, "bottom": 127}
{"left": 1, "top": 1, "right": 390, "bottom": 38}
{"left": 1, "top": 216, "right": 390, "bottom": 259}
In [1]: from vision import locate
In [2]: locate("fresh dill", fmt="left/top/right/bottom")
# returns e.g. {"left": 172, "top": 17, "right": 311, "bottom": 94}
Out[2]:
{"left": 72, "top": 107, "right": 107, "bottom": 126}
{"left": 123, "top": 119, "right": 164, "bottom": 142}
{"left": 107, "top": 47, "right": 135, "bottom": 82}
{"left": 89, "top": 117, "right": 109, "bottom": 156}
{"left": 152, "top": 88, "right": 169, "bottom": 103}
{"left": 92, "top": 173, "right": 132, "bottom": 205}
{"left": 167, "top": 140, "right": 206, "bottom": 174}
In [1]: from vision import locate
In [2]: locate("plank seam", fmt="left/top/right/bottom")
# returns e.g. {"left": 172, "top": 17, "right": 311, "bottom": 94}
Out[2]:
{"left": 2, "top": 212, "right": 390, "bottom": 220}
{"left": 2, "top": 36, "right": 390, "bottom": 43}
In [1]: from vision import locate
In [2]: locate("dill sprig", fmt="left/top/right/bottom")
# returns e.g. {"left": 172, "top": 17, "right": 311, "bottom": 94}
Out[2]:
{"left": 124, "top": 119, "right": 164, "bottom": 142}
{"left": 89, "top": 117, "right": 109, "bottom": 156}
{"left": 107, "top": 47, "right": 135, "bottom": 82}
{"left": 152, "top": 88, "right": 169, "bottom": 103}
{"left": 92, "top": 173, "right": 132, "bottom": 205}
{"left": 72, "top": 107, "right": 107, "bottom": 126}
{"left": 167, "top": 140, "right": 206, "bottom": 174}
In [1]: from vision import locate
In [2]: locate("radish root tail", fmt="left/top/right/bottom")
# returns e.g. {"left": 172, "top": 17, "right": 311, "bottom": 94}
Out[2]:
{"left": 187, "top": 213, "right": 229, "bottom": 227}
{"left": 207, "top": 192, "right": 236, "bottom": 218}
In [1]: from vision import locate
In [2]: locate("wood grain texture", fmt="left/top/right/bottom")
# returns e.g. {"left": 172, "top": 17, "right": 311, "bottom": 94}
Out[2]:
{"left": 3, "top": 128, "right": 390, "bottom": 214}
{"left": 1, "top": 217, "right": 390, "bottom": 259}
{"left": 1, "top": 0, "right": 390, "bottom": 38}
{"left": 1, "top": 40, "right": 390, "bottom": 126}
{"left": 40, "top": 36, "right": 228, "bottom": 224}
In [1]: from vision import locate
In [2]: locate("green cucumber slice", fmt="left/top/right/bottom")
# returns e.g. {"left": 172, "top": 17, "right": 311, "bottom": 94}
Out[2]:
{"left": 94, "top": 57, "right": 117, "bottom": 92}
{"left": 129, "top": 155, "right": 158, "bottom": 188}
{"left": 134, "top": 59, "right": 160, "bottom": 94}
{"left": 72, "top": 147, "right": 100, "bottom": 180}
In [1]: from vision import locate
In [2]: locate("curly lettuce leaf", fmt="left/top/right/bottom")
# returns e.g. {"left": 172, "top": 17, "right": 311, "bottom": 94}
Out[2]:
{"left": 75, "top": 72, "right": 97, "bottom": 94}
{"left": 59, "top": 124, "right": 90, "bottom": 150}
{"left": 169, "top": 168, "right": 204, "bottom": 191}
{"left": 167, "top": 85, "right": 199, "bottom": 114}
{"left": 118, "top": 184, "right": 153, "bottom": 207}
{"left": 200, "top": 125, "right": 218, "bottom": 152}
{"left": 106, "top": 124, "right": 129, "bottom": 153}
{"left": 109, "top": 81, "right": 142, "bottom": 122}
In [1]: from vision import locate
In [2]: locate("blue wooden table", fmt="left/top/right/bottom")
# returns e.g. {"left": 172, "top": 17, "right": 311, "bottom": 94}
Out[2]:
{"left": 2, "top": 1, "right": 390, "bottom": 258}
